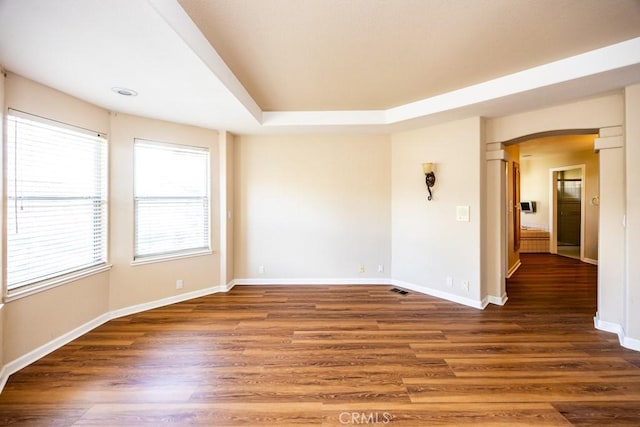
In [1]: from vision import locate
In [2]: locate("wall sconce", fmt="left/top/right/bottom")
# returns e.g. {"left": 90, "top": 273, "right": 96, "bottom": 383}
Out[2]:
{"left": 422, "top": 163, "right": 436, "bottom": 201}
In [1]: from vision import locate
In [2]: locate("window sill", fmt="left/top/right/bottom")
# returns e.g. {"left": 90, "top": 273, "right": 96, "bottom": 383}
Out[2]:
{"left": 131, "top": 250, "right": 213, "bottom": 266}
{"left": 5, "top": 264, "right": 113, "bottom": 302}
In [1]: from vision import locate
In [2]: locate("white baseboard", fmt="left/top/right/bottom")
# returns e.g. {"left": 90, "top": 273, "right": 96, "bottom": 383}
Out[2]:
{"left": 1, "top": 312, "right": 112, "bottom": 392}
{"left": 0, "top": 282, "right": 236, "bottom": 394}
{"left": 583, "top": 257, "right": 598, "bottom": 265}
{"left": 594, "top": 314, "right": 640, "bottom": 352}
{"left": 623, "top": 335, "right": 640, "bottom": 351}
{"left": 109, "top": 282, "right": 235, "bottom": 319}
{"left": 235, "top": 277, "right": 486, "bottom": 309}
{"left": 234, "top": 278, "right": 392, "bottom": 286}
{"left": 507, "top": 259, "right": 522, "bottom": 278}
{"left": 593, "top": 315, "right": 622, "bottom": 335}
{"left": 485, "top": 293, "right": 508, "bottom": 306}
{"left": 0, "top": 366, "right": 8, "bottom": 394}
{"left": 390, "top": 279, "right": 485, "bottom": 309}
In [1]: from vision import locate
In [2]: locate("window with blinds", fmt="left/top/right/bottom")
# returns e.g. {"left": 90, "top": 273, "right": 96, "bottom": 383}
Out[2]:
{"left": 134, "top": 139, "right": 210, "bottom": 261}
{"left": 6, "top": 110, "right": 108, "bottom": 291}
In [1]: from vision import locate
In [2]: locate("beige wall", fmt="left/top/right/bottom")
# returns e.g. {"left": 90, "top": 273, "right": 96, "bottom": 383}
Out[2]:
{"left": 3, "top": 73, "right": 112, "bottom": 364}
{"left": 108, "top": 112, "right": 221, "bottom": 310}
{"left": 5, "top": 73, "right": 109, "bottom": 134}
{"left": 234, "top": 134, "right": 391, "bottom": 280}
{"left": 597, "top": 143, "right": 625, "bottom": 327}
{"left": 519, "top": 145, "right": 599, "bottom": 261}
{"left": 3, "top": 275, "right": 110, "bottom": 362}
{"left": 486, "top": 93, "right": 624, "bottom": 143}
{"left": 391, "top": 117, "right": 483, "bottom": 301}
{"left": 2, "top": 72, "right": 640, "bottom": 373}
{"left": 625, "top": 84, "right": 640, "bottom": 340}
{"left": 2, "top": 74, "right": 223, "bottom": 367}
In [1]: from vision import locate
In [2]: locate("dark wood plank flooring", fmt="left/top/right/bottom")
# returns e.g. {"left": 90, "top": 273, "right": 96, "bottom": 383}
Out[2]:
{"left": 1, "top": 253, "right": 639, "bottom": 426}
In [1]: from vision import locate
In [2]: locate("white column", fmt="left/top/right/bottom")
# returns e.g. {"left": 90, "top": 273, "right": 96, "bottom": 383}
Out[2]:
{"left": 593, "top": 127, "right": 626, "bottom": 335}
{"left": 485, "top": 144, "right": 507, "bottom": 304}
{"left": 624, "top": 84, "right": 640, "bottom": 349}
{"left": 1, "top": 67, "right": 6, "bottom": 369}
{"left": 218, "top": 131, "right": 235, "bottom": 288}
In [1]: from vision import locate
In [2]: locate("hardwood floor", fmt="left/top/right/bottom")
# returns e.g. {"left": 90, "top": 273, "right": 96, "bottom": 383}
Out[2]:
{"left": 1, "top": 253, "right": 639, "bottom": 426}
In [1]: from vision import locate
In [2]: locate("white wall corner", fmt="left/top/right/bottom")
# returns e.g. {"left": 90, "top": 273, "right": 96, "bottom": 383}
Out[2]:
{"left": 594, "top": 313, "right": 623, "bottom": 336}
{"left": 486, "top": 294, "right": 509, "bottom": 306}
{"left": 594, "top": 314, "right": 640, "bottom": 351}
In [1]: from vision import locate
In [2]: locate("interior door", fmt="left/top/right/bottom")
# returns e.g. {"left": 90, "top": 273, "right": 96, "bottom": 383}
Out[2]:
{"left": 557, "top": 170, "right": 581, "bottom": 246}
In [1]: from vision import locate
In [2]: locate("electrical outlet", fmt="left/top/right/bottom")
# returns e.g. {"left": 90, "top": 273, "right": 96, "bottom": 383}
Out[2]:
{"left": 462, "top": 280, "right": 469, "bottom": 292}
{"left": 259, "top": 265, "right": 265, "bottom": 274}
{"left": 446, "top": 276, "right": 453, "bottom": 288}
{"left": 176, "top": 279, "right": 183, "bottom": 289}
{"left": 378, "top": 264, "right": 384, "bottom": 273}
{"left": 359, "top": 264, "right": 365, "bottom": 273}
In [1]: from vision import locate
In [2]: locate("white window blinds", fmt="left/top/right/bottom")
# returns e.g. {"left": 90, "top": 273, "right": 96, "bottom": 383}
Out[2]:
{"left": 6, "top": 110, "right": 108, "bottom": 290}
{"left": 134, "top": 139, "right": 210, "bottom": 260}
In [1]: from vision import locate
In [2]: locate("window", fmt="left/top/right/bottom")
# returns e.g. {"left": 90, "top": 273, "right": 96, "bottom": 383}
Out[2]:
{"left": 6, "top": 110, "right": 108, "bottom": 291}
{"left": 134, "top": 139, "right": 210, "bottom": 261}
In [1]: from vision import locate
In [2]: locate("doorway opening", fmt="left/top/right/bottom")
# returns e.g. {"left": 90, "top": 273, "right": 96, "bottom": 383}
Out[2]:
{"left": 503, "top": 131, "right": 599, "bottom": 285}
{"left": 553, "top": 167, "right": 584, "bottom": 260}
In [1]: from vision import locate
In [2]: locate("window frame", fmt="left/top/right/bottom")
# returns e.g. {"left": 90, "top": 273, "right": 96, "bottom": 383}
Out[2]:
{"left": 132, "top": 138, "right": 212, "bottom": 264}
{"left": 4, "top": 109, "right": 110, "bottom": 299}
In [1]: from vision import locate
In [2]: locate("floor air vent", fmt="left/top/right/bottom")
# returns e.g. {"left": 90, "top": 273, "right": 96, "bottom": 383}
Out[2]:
{"left": 390, "top": 288, "right": 409, "bottom": 295}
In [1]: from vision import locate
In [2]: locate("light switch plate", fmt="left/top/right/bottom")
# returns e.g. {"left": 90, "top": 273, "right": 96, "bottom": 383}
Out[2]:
{"left": 456, "top": 205, "right": 470, "bottom": 222}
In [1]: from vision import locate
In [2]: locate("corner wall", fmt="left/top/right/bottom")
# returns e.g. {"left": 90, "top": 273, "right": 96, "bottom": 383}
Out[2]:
{"left": 233, "top": 134, "right": 391, "bottom": 282}
{"left": 1, "top": 74, "right": 225, "bottom": 373}
{"left": 2, "top": 73, "right": 112, "bottom": 364}
{"left": 108, "top": 112, "right": 221, "bottom": 311}
{"left": 391, "top": 117, "right": 484, "bottom": 306}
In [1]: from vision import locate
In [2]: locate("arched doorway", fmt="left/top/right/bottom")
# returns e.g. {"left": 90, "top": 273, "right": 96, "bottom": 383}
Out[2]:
{"left": 504, "top": 132, "right": 599, "bottom": 273}
{"left": 484, "top": 126, "right": 620, "bottom": 312}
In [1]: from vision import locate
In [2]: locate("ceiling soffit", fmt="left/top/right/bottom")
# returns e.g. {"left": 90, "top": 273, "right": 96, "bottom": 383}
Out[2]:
{"left": 178, "top": 0, "right": 640, "bottom": 112}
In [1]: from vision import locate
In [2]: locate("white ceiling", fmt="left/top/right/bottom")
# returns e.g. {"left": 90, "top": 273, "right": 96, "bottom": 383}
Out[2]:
{"left": 1, "top": 0, "right": 640, "bottom": 135}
